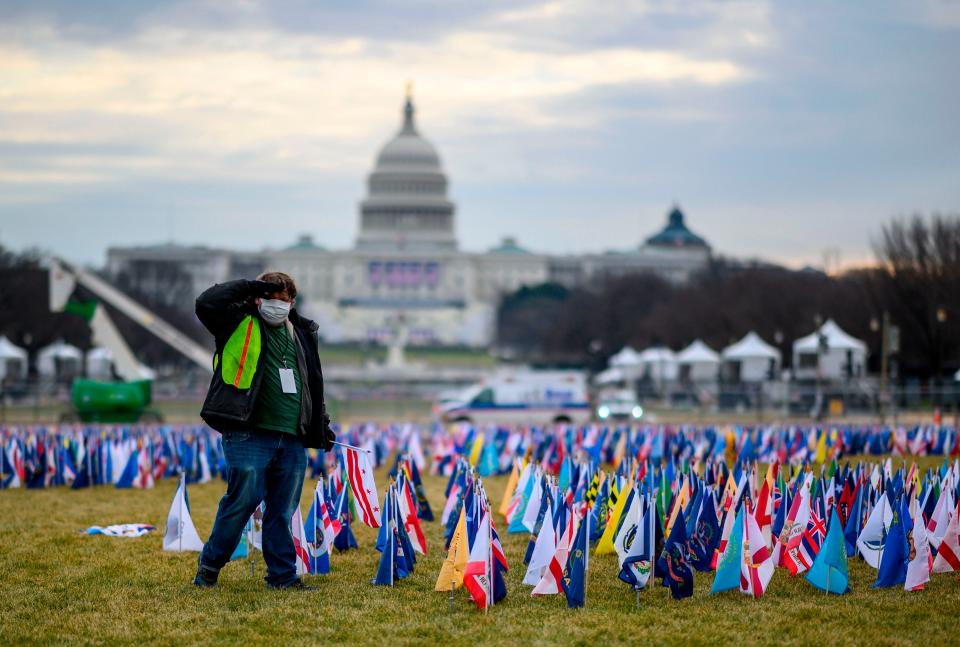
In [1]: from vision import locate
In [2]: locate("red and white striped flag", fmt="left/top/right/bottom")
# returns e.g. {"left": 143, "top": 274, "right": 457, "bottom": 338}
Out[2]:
{"left": 345, "top": 447, "right": 381, "bottom": 528}
{"left": 292, "top": 506, "right": 311, "bottom": 575}
{"left": 397, "top": 471, "right": 427, "bottom": 555}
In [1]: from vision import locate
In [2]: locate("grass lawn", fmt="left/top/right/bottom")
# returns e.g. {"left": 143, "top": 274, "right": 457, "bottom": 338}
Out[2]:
{"left": 1, "top": 456, "right": 958, "bottom": 646}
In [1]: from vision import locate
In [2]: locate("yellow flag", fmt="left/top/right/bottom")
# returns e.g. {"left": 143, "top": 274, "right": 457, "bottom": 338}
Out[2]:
{"left": 814, "top": 430, "right": 827, "bottom": 464}
{"left": 434, "top": 507, "right": 468, "bottom": 591}
{"left": 724, "top": 427, "right": 737, "bottom": 466}
{"left": 498, "top": 460, "right": 520, "bottom": 519}
{"left": 468, "top": 431, "right": 485, "bottom": 467}
{"left": 595, "top": 477, "right": 632, "bottom": 555}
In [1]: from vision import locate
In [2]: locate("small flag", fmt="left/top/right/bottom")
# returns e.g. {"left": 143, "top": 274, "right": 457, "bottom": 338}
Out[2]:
{"left": 162, "top": 474, "right": 204, "bottom": 552}
{"left": 805, "top": 508, "right": 851, "bottom": 594}
{"left": 344, "top": 447, "right": 381, "bottom": 528}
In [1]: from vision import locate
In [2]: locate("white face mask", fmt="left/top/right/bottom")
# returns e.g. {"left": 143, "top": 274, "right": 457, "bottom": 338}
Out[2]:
{"left": 258, "top": 299, "right": 291, "bottom": 326}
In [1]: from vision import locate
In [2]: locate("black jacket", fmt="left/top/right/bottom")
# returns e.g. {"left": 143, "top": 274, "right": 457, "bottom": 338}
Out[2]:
{"left": 195, "top": 279, "right": 335, "bottom": 450}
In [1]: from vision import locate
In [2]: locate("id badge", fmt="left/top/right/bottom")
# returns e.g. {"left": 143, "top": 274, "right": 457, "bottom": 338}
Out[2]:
{"left": 278, "top": 368, "right": 297, "bottom": 394}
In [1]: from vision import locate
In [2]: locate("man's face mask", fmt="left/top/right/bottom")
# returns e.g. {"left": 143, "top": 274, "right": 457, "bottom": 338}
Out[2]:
{"left": 258, "top": 298, "right": 291, "bottom": 326}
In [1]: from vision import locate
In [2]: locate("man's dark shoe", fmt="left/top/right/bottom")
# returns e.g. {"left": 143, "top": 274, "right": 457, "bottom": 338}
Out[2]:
{"left": 193, "top": 561, "right": 219, "bottom": 588}
{"left": 268, "top": 578, "right": 316, "bottom": 591}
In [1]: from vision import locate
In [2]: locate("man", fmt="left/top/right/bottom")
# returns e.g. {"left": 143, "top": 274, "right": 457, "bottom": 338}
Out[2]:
{"left": 192, "top": 272, "right": 335, "bottom": 589}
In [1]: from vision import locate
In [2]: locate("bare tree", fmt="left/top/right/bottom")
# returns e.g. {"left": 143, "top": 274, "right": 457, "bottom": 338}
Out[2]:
{"left": 872, "top": 213, "right": 960, "bottom": 379}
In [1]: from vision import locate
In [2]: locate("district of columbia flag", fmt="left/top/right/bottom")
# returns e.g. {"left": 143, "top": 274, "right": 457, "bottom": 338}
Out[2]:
{"left": 344, "top": 447, "right": 381, "bottom": 528}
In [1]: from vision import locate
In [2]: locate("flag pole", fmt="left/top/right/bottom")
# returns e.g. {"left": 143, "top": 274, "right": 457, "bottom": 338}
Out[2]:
{"left": 251, "top": 532, "right": 256, "bottom": 578}
{"left": 448, "top": 488, "right": 455, "bottom": 613}
{"left": 390, "top": 485, "right": 395, "bottom": 587}
{"left": 485, "top": 499, "right": 491, "bottom": 615}
{"left": 584, "top": 503, "right": 590, "bottom": 610}
{"left": 332, "top": 440, "right": 371, "bottom": 454}
{"left": 178, "top": 470, "right": 184, "bottom": 553}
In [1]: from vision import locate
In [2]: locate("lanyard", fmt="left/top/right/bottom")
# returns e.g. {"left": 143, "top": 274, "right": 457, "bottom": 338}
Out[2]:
{"left": 278, "top": 326, "right": 293, "bottom": 369}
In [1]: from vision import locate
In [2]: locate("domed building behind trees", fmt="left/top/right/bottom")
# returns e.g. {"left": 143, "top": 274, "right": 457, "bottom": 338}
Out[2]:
{"left": 107, "top": 89, "right": 712, "bottom": 347}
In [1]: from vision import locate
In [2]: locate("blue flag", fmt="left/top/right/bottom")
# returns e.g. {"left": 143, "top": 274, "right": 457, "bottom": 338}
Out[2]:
{"left": 843, "top": 484, "right": 864, "bottom": 557}
{"left": 873, "top": 497, "right": 909, "bottom": 588}
{"left": 305, "top": 490, "right": 330, "bottom": 575}
{"left": 372, "top": 487, "right": 401, "bottom": 585}
{"left": 689, "top": 491, "right": 720, "bottom": 572}
{"left": 561, "top": 511, "right": 589, "bottom": 608}
{"left": 333, "top": 480, "right": 358, "bottom": 552}
{"left": 114, "top": 450, "right": 138, "bottom": 489}
{"left": 805, "top": 508, "right": 850, "bottom": 594}
{"left": 658, "top": 503, "right": 694, "bottom": 600}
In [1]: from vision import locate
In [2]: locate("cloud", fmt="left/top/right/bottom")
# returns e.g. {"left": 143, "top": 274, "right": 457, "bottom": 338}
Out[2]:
{"left": 0, "top": 19, "right": 749, "bottom": 194}
{"left": 0, "top": 1, "right": 955, "bottom": 272}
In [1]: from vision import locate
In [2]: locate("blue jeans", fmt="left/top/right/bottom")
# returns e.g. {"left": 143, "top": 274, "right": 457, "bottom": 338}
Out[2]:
{"left": 199, "top": 430, "right": 307, "bottom": 587}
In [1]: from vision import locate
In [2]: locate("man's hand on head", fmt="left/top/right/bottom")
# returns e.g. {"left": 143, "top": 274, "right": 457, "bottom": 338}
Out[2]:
{"left": 249, "top": 279, "right": 285, "bottom": 297}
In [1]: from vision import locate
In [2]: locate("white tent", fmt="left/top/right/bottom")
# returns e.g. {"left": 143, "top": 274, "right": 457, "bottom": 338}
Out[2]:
{"left": 721, "top": 332, "right": 781, "bottom": 382}
{"left": 609, "top": 346, "right": 642, "bottom": 367}
{"left": 0, "top": 336, "right": 28, "bottom": 381}
{"left": 638, "top": 346, "right": 678, "bottom": 383}
{"left": 86, "top": 346, "right": 114, "bottom": 379}
{"left": 792, "top": 319, "right": 868, "bottom": 380}
{"left": 676, "top": 339, "right": 720, "bottom": 382}
{"left": 37, "top": 339, "right": 83, "bottom": 378}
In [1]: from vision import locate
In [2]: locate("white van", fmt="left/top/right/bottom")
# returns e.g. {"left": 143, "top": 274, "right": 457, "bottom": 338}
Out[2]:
{"left": 436, "top": 370, "right": 591, "bottom": 426}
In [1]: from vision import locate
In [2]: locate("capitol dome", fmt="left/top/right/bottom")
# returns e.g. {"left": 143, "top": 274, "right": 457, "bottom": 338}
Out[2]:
{"left": 356, "top": 90, "right": 457, "bottom": 251}
{"left": 374, "top": 98, "right": 442, "bottom": 170}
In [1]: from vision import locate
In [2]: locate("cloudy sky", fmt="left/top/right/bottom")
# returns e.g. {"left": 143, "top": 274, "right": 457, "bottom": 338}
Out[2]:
{"left": 1, "top": 0, "right": 958, "bottom": 269}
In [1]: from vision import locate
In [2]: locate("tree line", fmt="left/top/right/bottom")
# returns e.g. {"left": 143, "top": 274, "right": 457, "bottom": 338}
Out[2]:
{"left": 497, "top": 214, "right": 960, "bottom": 382}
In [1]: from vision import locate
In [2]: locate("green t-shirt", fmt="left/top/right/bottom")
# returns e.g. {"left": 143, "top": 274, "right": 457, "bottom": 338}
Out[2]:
{"left": 250, "top": 323, "right": 302, "bottom": 435}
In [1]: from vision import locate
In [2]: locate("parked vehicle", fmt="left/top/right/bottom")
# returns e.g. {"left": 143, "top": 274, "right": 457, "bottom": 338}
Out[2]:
{"left": 595, "top": 388, "right": 644, "bottom": 422}
{"left": 436, "top": 370, "right": 591, "bottom": 426}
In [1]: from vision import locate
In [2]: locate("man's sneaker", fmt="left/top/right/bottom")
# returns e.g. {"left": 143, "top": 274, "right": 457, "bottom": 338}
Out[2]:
{"left": 193, "top": 561, "right": 219, "bottom": 588}
{"left": 268, "top": 578, "right": 316, "bottom": 591}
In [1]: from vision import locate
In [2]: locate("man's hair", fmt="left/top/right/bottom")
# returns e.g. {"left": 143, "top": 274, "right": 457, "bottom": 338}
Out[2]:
{"left": 257, "top": 271, "right": 298, "bottom": 299}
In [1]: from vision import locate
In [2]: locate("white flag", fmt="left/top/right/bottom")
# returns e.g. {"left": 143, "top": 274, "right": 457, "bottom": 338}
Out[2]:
{"left": 523, "top": 499, "right": 556, "bottom": 586}
{"left": 163, "top": 476, "right": 204, "bottom": 552}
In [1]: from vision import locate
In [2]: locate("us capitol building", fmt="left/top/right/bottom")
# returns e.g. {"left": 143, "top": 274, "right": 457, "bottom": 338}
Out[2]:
{"left": 107, "top": 91, "right": 711, "bottom": 347}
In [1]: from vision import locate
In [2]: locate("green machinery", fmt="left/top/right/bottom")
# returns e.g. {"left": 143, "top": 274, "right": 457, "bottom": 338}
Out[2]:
{"left": 65, "top": 379, "right": 162, "bottom": 423}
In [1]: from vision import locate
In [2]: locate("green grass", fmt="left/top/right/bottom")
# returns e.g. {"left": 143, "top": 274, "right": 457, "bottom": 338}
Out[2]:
{"left": 1, "top": 457, "right": 958, "bottom": 646}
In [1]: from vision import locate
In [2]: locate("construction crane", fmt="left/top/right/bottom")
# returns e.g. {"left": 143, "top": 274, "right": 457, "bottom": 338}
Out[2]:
{"left": 47, "top": 258, "right": 212, "bottom": 423}
{"left": 48, "top": 257, "right": 212, "bottom": 379}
